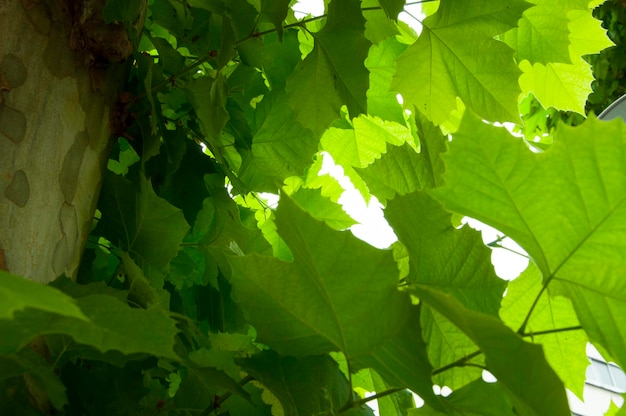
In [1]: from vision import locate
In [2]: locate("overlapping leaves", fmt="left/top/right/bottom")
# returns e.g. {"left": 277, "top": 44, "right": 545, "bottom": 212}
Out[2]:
{"left": 433, "top": 113, "right": 626, "bottom": 376}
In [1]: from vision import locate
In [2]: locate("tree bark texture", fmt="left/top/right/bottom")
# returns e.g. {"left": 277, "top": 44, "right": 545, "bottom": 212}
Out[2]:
{"left": 0, "top": 0, "right": 132, "bottom": 283}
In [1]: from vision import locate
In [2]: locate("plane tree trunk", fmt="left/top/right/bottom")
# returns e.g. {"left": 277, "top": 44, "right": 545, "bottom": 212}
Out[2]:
{"left": 0, "top": 0, "right": 139, "bottom": 284}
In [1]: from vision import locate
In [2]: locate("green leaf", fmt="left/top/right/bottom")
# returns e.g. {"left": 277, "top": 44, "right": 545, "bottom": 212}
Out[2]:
{"left": 387, "top": 192, "right": 505, "bottom": 314}
{"left": 410, "top": 379, "right": 516, "bottom": 416}
{"left": 365, "top": 36, "right": 407, "bottom": 123}
{"left": 500, "top": 265, "right": 588, "bottom": 398}
{"left": 259, "top": 0, "right": 291, "bottom": 39}
{"left": 0, "top": 284, "right": 179, "bottom": 359}
{"left": 357, "top": 114, "right": 446, "bottom": 201}
{"left": 393, "top": 0, "right": 529, "bottom": 124}
{"left": 321, "top": 114, "right": 409, "bottom": 169}
{"left": 354, "top": 306, "right": 441, "bottom": 410}
{"left": 286, "top": 0, "right": 371, "bottom": 135}
{"left": 97, "top": 172, "right": 190, "bottom": 284}
{"left": 386, "top": 192, "right": 506, "bottom": 390}
{"left": 0, "top": 270, "right": 87, "bottom": 321}
{"left": 518, "top": 5, "right": 613, "bottom": 114}
{"left": 503, "top": 3, "right": 573, "bottom": 65}
{"left": 186, "top": 75, "right": 230, "bottom": 162}
{"left": 291, "top": 187, "right": 356, "bottom": 230}
{"left": 228, "top": 196, "right": 410, "bottom": 357}
{"left": 417, "top": 286, "right": 570, "bottom": 416}
{"left": 432, "top": 113, "right": 626, "bottom": 383}
{"left": 377, "top": 0, "right": 405, "bottom": 20}
{"left": 240, "top": 351, "right": 374, "bottom": 416}
{"left": 239, "top": 91, "right": 318, "bottom": 189}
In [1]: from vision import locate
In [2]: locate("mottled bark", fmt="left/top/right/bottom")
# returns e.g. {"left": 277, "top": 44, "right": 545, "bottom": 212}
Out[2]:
{"left": 0, "top": 0, "right": 135, "bottom": 283}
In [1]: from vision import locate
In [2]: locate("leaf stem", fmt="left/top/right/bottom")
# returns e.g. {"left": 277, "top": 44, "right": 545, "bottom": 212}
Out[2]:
{"left": 521, "top": 325, "right": 583, "bottom": 338}
{"left": 336, "top": 388, "right": 405, "bottom": 414}
{"left": 432, "top": 350, "right": 482, "bottom": 376}
{"left": 200, "top": 375, "right": 255, "bottom": 415}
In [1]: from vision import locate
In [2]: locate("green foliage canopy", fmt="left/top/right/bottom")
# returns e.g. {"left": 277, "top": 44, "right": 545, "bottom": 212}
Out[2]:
{"left": 3, "top": 0, "right": 624, "bottom": 415}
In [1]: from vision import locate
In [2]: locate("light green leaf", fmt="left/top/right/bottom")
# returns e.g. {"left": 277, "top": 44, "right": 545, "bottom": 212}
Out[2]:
{"left": 518, "top": 5, "right": 613, "bottom": 114}
{"left": 393, "top": 0, "right": 529, "bottom": 125}
{"left": 240, "top": 351, "right": 374, "bottom": 416}
{"left": 321, "top": 115, "right": 409, "bottom": 169}
{"left": 286, "top": 0, "right": 371, "bottom": 135}
{"left": 291, "top": 187, "right": 356, "bottom": 230}
{"left": 432, "top": 113, "right": 626, "bottom": 380}
{"left": 500, "top": 264, "right": 588, "bottom": 398}
{"left": 417, "top": 286, "right": 570, "bottom": 416}
{"left": 366, "top": 36, "right": 407, "bottom": 124}
{"left": 0, "top": 270, "right": 87, "bottom": 321}
{"left": 228, "top": 196, "right": 410, "bottom": 357}
{"left": 503, "top": 3, "right": 572, "bottom": 65}
{"left": 519, "top": 55, "right": 593, "bottom": 115}
{"left": 357, "top": 114, "right": 446, "bottom": 201}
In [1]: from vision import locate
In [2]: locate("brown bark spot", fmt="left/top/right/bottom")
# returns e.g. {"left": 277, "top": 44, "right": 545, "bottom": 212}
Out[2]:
{"left": 59, "top": 131, "right": 88, "bottom": 203}
{"left": 0, "top": 105, "right": 26, "bottom": 143}
{"left": 0, "top": 247, "right": 7, "bottom": 271}
{"left": 4, "top": 169, "right": 30, "bottom": 207}
{"left": 0, "top": 54, "right": 28, "bottom": 89}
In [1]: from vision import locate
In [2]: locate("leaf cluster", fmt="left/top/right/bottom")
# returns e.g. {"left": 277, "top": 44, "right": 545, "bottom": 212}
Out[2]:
{"left": 3, "top": 1, "right": 625, "bottom": 415}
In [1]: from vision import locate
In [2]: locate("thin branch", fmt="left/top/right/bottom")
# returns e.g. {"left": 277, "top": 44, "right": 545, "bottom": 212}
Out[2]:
{"left": 522, "top": 325, "right": 583, "bottom": 338}
{"left": 432, "top": 350, "right": 482, "bottom": 376}
{"left": 148, "top": 0, "right": 438, "bottom": 96}
{"left": 336, "top": 388, "right": 405, "bottom": 414}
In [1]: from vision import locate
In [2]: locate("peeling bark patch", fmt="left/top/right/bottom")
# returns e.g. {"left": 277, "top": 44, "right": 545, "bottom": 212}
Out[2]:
{"left": 53, "top": 203, "right": 78, "bottom": 276}
{"left": 59, "top": 131, "right": 88, "bottom": 203}
{"left": 0, "top": 54, "right": 28, "bottom": 88}
{"left": 52, "top": 235, "right": 68, "bottom": 276}
{"left": 5, "top": 169, "right": 29, "bottom": 207}
{"left": 0, "top": 105, "right": 27, "bottom": 143}
{"left": 20, "top": 0, "right": 52, "bottom": 35}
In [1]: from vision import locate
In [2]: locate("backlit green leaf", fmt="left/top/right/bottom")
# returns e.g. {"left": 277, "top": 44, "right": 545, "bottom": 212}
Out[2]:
{"left": 286, "top": 0, "right": 371, "bottom": 135}
{"left": 393, "top": 0, "right": 529, "bottom": 124}
{"left": 433, "top": 113, "right": 626, "bottom": 380}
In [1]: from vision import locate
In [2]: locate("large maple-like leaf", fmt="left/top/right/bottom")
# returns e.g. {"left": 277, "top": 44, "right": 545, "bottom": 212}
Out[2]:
{"left": 286, "top": 0, "right": 371, "bottom": 135}
{"left": 432, "top": 113, "right": 626, "bottom": 375}
{"left": 393, "top": 0, "right": 529, "bottom": 125}
{"left": 228, "top": 196, "right": 410, "bottom": 357}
